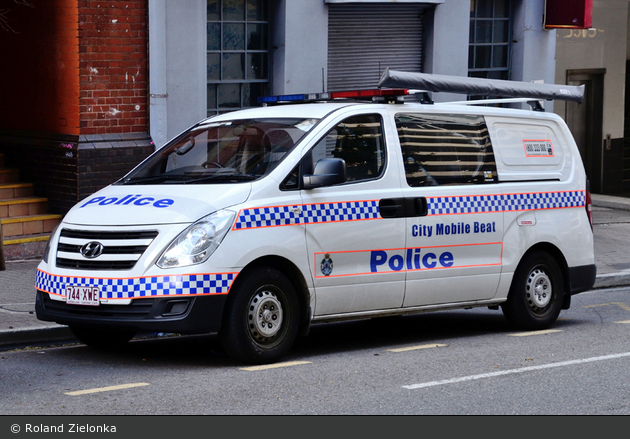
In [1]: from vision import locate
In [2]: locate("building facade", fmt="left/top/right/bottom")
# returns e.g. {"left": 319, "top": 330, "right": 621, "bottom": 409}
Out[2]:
{"left": 149, "top": 0, "right": 557, "bottom": 147}
{"left": 553, "top": 0, "right": 630, "bottom": 195}
{"left": 5, "top": 0, "right": 618, "bottom": 259}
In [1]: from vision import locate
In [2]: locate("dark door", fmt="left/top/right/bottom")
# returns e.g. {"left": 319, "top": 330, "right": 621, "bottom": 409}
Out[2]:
{"left": 566, "top": 69, "right": 605, "bottom": 193}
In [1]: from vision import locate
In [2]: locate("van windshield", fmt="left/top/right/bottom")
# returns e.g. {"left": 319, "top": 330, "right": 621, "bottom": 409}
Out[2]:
{"left": 117, "top": 118, "right": 319, "bottom": 185}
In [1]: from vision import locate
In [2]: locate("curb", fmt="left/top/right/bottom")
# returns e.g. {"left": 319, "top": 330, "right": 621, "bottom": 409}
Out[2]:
{"left": 592, "top": 270, "right": 630, "bottom": 290}
{"left": 0, "top": 326, "right": 74, "bottom": 349}
{"left": 591, "top": 194, "right": 630, "bottom": 211}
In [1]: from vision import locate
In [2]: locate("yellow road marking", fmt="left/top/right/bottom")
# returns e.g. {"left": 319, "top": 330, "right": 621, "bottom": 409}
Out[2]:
{"left": 508, "top": 329, "right": 563, "bottom": 337}
{"left": 65, "top": 383, "right": 150, "bottom": 396}
{"left": 387, "top": 343, "right": 447, "bottom": 353}
{"left": 614, "top": 320, "right": 630, "bottom": 324}
{"left": 240, "top": 361, "right": 312, "bottom": 371}
{"left": 584, "top": 302, "right": 630, "bottom": 312}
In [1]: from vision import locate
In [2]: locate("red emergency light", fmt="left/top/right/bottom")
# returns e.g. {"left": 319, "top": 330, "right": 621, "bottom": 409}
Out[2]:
{"left": 329, "top": 89, "right": 408, "bottom": 99}
{"left": 258, "top": 89, "right": 409, "bottom": 105}
{"left": 544, "top": 0, "right": 593, "bottom": 29}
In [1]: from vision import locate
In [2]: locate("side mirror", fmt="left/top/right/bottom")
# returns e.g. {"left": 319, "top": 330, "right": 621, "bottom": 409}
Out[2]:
{"left": 303, "top": 158, "right": 347, "bottom": 189}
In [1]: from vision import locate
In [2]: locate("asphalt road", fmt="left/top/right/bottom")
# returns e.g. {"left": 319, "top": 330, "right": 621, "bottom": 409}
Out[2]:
{"left": 1, "top": 285, "right": 629, "bottom": 416}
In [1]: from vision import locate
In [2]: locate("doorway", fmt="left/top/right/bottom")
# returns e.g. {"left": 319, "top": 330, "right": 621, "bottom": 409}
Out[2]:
{"left": 565, "top": 69, "right": 605, "bottom": 193}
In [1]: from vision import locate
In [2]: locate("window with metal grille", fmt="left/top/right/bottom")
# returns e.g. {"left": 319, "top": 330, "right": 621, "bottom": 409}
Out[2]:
{"left": 468, "top": 0, "right": 512, "bottom": 81}
{"left": 395, "top": 113, "right": 498, "bottom": 187}
{"left": 327, "top": 3, "right": 425, "bottom": 92}
{"left": 207, "top": 0, "right": 269, "bottom": 115}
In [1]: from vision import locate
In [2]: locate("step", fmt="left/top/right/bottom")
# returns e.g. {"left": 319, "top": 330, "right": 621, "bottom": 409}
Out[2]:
{"left": 1, "top": 214, "right": 62, "bottom": 237}
{"left": 0, "top": 168, "right": 20, "bottom": 184}
{"left": 1, "top": 233, "right": 50, "bottom": 261}
{"left": 0, "top": 182, "right": 34, "bottom": 199}
{"left": 0, "top": 197, "right": 49, "bottom": 218}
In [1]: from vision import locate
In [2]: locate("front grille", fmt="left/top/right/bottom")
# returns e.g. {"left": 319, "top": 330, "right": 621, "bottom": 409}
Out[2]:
{"left": 59, "top": 230, "right": 159, "bottom": 240}
{"left": 55, "top": 228, "right": 159, "bottom": 270}
{"left": 42, "top": 293, "right": 155, "bottom": 319}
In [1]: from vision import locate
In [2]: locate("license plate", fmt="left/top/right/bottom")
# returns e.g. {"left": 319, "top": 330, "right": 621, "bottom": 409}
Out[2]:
{"left": 66, "top": 286, "right": 100, "bottom": 306}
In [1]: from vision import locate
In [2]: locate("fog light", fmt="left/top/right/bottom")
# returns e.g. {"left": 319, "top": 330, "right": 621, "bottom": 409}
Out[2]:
{"left": 162, "top": 300, "right": 190, "bottom": 316}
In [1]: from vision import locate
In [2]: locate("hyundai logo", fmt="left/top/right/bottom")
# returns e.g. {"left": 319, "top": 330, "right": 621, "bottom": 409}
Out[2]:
{"left": 80, "top": 241, "right": 104, "bottom": 259}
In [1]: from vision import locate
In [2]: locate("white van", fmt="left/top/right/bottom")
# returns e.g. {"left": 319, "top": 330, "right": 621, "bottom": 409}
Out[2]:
{"left": 35, "top": 72, "right": 596, "bottom": 364}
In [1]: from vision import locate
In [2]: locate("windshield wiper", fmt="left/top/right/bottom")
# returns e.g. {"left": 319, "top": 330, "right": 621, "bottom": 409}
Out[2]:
{"left": 182, "top": 173, "right": 259, "bottom": 184}
{"left": 119, "top": 174, "right": 191, "bottom": 185}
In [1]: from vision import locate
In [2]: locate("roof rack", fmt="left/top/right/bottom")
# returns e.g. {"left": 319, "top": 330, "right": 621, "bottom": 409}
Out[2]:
{"left": 435, "top": 97, "right": 548, "bottom": 112}
{"left": 378, "top": 68, "right": 585, "bottom": 105}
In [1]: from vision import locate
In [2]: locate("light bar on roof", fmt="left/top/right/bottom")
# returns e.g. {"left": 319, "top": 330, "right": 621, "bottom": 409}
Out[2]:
{"left": 257, "top": 89, "right": 408, "bottom": 105}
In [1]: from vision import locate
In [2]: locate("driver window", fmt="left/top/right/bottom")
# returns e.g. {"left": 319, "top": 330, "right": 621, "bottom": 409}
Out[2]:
{"left": 308, "top": 114, "right": 386, "bottom": 183}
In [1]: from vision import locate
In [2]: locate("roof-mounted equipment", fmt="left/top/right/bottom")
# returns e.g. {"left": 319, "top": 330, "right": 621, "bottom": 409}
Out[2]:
{"left": 258, "top": 88, "right": 409, "bottom": 105}
{"left": 377, "top": 68, "right": 585, "bottom": 105}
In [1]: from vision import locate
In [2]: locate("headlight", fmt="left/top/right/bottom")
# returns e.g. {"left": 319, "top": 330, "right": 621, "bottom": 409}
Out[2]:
{"left": 42, "top": 223, "right": 61, "bottom": 264}
{"left": 157, "top": 210, "right": 235, "bottom": 268}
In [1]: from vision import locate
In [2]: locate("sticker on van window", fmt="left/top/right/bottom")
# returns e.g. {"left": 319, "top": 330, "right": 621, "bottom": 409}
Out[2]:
{"left": 523, "top": 139, "right": 554, "bottom": 157}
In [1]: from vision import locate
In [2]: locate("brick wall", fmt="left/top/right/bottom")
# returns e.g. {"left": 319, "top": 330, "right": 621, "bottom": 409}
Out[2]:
{"left": 0, "top": 0, "right": 80, "bottom": 134}
{"left": 78, "top": 0, "right": 149, "bottom": 135}
{"left": 0, "top": 131, "right": 153, "bottom": 214}
{"left": 0, "top": 1, "right": 153, "bottom": 214}
{"left": 77, "top": 134, "right": 154, "bottom": 201}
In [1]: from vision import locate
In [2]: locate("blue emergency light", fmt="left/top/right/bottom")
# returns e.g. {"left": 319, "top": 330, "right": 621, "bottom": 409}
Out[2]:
{"left": 257, "top": 89, "right": 408, "bottom": 105}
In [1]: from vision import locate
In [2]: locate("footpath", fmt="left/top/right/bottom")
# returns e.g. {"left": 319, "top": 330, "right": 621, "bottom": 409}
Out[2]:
{"left": 1, "top": 194, "right": 630, "bottom": 349}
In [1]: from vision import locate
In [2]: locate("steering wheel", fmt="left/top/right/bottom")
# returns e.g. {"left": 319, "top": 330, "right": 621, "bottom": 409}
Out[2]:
{"left": 202, "top": 161, "right": 223, "bottom": 169}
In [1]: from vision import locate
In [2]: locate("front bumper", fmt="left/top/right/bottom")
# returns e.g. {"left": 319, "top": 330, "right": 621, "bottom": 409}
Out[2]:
{"left": 35, "top": 290, "right": 227, "bottom": 334}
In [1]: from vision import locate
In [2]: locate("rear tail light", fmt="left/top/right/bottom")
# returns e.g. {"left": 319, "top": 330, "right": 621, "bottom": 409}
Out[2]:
{"left": 585, "top": 180, "right": 593, "bottom": 229}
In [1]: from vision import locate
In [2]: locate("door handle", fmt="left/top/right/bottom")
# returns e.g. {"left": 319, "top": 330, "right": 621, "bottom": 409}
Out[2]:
{"left": 379, "top": 197, "right": 427, "bottom": 218}
{"left": 414, "top": 197, "right": 428, "bottom": 217}
{"left": 379, "top": 198, "right": 406, "bottom": 218}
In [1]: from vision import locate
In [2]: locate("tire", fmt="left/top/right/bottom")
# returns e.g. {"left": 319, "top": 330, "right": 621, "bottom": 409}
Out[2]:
{"left": 70, "top": 326, "right": 136, "bottom": 349}
{"left": 219, "top": 267, "right": 300, "bottom": 364}
{"left": 501, "top": 251, "right": 565, "bottom": 330}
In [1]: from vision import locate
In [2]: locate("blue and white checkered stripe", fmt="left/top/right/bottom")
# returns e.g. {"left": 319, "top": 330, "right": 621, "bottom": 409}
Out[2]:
{"left": 301, "top": 200, "right": 380, "bottom": 224}
{"left": 234, "top": 200, "right": 380, "bottom": 230}
{"left": 500, "top": 191, "right": 585, "bottom": 212}
{"left": 428, "top": 191, "right": 585, "bottom": 216}
{"left": 234, "top": 205, "right": 301, "bottom": 229}
{"left": 36, "top": 270, "right": 236, "bottom": 300}
{"left": 429, "top": 195, "right": 504, "bottom": 215}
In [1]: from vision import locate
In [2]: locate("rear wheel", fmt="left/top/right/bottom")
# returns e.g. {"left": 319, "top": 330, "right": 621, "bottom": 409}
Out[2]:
{"left": 70, "top": 326, "right": 136, "bottom": 349}
{"left": 219, "top": 267, "right": 299, "bottom": 364}
{"left": 501, "top": 251, "right": 565, "bottom": 330}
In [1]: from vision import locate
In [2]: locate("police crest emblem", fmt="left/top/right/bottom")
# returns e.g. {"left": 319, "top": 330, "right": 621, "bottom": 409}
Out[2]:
{"left": 320, "top": 254, "right": 333, "bottom": 276}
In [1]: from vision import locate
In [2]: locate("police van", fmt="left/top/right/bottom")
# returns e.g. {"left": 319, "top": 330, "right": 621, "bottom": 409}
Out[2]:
{"left": 35, "top": 70, "right": 596, "bottom": 364}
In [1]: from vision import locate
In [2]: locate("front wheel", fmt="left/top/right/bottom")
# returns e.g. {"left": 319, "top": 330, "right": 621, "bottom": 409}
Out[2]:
{"left": 501, "top": 251, "right": 565, "bottom": 330}
{"left": 219, "top": 267, "right": 299, "bottom": 364}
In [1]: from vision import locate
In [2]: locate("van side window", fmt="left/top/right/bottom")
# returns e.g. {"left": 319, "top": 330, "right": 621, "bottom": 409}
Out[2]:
{"left": 395, "top": 113, "right": 497, "bottom": 186}
{"left": 309, "top": 114, "right": 386, "bottom": 183}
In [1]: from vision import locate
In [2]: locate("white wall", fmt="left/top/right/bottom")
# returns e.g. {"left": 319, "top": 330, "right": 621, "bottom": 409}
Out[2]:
{"left": 272, "top": 0, "right": 329, "bottom": 95}
{"left": 149, "top": 0, "right": 206, "bottom": 147}
{"left": 509, "top": 0, "right": 556, "bottom": 112}
{"left": 423, "top": 0, "right": 470, "bottom": 102}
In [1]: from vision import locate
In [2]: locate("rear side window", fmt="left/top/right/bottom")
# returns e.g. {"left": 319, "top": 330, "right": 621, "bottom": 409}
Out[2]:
{"left": 395, "top": 113, "right": 497, "bottom": 186}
